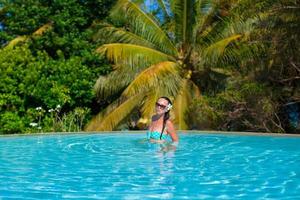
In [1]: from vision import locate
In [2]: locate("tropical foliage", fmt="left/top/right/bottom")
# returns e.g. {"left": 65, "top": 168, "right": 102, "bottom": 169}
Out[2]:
{"left": 259, "top": 0, "right": 300, "bottom": 132}
{"left": 0, "top": 0, "right": 299, "bottom": 134}
{"left": 0, "top": 0, "right": 115, "bottom": 134}
{"left": 87, "top": 0, "right": 273, "bottom": 131}
{"left": 189, "top": 0, "right": 300, "bottom": 133}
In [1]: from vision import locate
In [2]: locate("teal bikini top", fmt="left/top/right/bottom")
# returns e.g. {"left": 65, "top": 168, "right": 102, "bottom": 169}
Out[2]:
{"left": 147, "top": 130, "right": 171, "bottom": 141}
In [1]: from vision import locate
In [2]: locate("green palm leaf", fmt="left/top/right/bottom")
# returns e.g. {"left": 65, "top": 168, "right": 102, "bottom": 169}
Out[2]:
{"left": 202, "top": 34, "right": 241, "bottom": 64}
{"left": 85, "top": 93, "right": 145, "bottom": 131}
{"left": 217, "top": 17, "right": 257, "bottom": 40}
{"left": 193, "top": 0, "right": 217, "bottom": 40}
{"left": 140, "top": 89, "right": 160, "bottom": 123}
{"left": 94, "top": 68, "right": 136, "bottom": 100}
{"left": 157, "top": 0, "right": 171, "bottom": 20}
{"left": 97, "top": 43, "right": 176, "bottom": 69}
{"left": 122, "top": 61, "right": 179, "bottom": 97}
{"left": 172, "top": 0, "right": 197, "bottom": 46}
{"left": 93, "top": 24, "right": 157, "bottom": 49}
{"left": 110, "top": 0, "right": 178, "bottom": 56}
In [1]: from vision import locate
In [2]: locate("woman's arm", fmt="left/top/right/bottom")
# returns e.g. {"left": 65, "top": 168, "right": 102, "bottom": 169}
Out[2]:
{"left": 166, "top": 120, "right": 178, "bottom": 142}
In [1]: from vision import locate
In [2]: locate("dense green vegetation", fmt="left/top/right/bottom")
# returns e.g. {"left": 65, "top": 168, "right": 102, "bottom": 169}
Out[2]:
{"left": 0, "top": 0, "right": 115, "bottom": 134}
{"left": 0, "top": 0, "right": 299, "bottom": 134}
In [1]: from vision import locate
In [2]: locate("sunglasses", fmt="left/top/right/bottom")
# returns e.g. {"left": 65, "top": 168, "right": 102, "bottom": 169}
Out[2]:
{"left": 155, "top": 102, "right": 167, "bottom": 109}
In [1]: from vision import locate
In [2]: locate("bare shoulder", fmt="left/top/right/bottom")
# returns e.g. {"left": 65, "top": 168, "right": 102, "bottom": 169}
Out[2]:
{"left": 166, "top": 119, "right": 173, "bottom": 125}
{"left": 166, "top": 120, "right": 175, "bottom": 129}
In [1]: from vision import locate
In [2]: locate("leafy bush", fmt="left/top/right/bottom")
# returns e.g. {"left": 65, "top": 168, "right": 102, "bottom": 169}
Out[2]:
{"left": 0, "top": 112, "right": 25, "bottom": 134}
{"left": 0, "top": 0, "right": 116, "bottom": 134}
{"left": 0, "top": 45, "right": 108, "bottom": 134}
{"left": 188, "top": 97, "right": 223, "bottom": 130}
{"left": 188, "top": 79, "right": 283, "bottom": 132}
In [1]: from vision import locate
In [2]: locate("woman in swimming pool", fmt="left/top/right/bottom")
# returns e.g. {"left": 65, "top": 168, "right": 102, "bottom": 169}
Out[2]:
{"left": 147, "top": 97, "right": 179, "bottom": 144}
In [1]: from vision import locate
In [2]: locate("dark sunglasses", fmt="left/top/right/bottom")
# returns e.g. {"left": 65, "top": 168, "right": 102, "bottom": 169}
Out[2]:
{"left": 155, "top": 102, "right": 167, "bottom": 109}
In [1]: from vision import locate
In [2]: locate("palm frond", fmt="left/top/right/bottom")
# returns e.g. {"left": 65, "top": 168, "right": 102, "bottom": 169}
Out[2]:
{"left": 217, "top": 41, "right": 263, "bottom": 68}
{"left": 160, "top": 75, "right": 183, "bottom": 98}
{"left": 203, "top": 0, "right": 275, "bottom": 43}
{"left": 172, "top": 0, "right": 198, "bottom": 46}
{"left": 157, "top": 0, "right": 171, "bottom": 20}
{"left": 97, "top": 43, "right": 175, "bottom": 69}
{"left": 131, "top": 0, "right": 144, "bottom": 5}
{"left": 85, "top": 93, "right": 145, "bottom": 131}
{"left": 110, "top": 0, "right": 178, "bottom": 56}
{"left": 218, "top": 17, "right": 257, "bottom": 40}
{"left": 122, "top": 61, "right": 179, "bottom": 97}
{"left": 140, "top": 89, "right": 160, "bottom": 123}
{"left": 230, "top": 0, "right": 276, "bottom": 18}
{"left": 193, "top": 0, "right": 217, "bottom": 41}
{"left": 210, "top": 67, "right": 233, "bottom": 76}
{"left": 94, "top": 68, "right": 136, "bottom": 99}
{"left": 202, "top": 34, "right": 241, "bottom": 64}
{"left": 93, "top": 24, "right": 157, "bottom": 49}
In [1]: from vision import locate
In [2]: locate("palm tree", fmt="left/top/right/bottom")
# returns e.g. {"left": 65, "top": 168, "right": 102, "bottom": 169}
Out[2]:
{"left": 86, "top": 0, "right": 267, "bottom": 131}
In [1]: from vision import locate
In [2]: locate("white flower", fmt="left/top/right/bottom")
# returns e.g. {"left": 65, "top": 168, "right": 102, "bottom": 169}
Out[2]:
{"left": 56, "top": 105, "right": 61, "bottom": 109}
{"left": 48, "top": 109, "right": 54, "bottom": 112}
{"left": 167, "top": 104, "right": 173, "bottom": 111}
{"left": 30, "top": 122, "right": 38, "bottom": 127}
{"left": 36, "top": 107, "right": 42, "bottom": 111}
{"left": 37, "top": 126, "right": 42, "bottom": 130}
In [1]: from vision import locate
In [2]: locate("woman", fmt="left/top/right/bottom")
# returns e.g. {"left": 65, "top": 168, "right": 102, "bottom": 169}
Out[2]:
{"left": 147, "top": 97, "right": 179, "bottom": 144}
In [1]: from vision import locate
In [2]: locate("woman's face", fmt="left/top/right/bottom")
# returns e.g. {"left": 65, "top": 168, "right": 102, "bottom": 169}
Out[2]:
{"left": 155, "top": 98, "right": 169, "bottom": 115}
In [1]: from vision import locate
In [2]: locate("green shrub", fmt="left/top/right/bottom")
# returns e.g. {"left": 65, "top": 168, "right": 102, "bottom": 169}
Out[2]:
{"left": 0, "top": 45, "right": 108, "bottom": 134}
{"left": 188, "top": 79, "right": 282, "bottom": 132}
{"left": 188, "top": 97, "right": 223, "bottom": 130}
{"left": 0, "top": 112, "right": 25, "bottom": 134}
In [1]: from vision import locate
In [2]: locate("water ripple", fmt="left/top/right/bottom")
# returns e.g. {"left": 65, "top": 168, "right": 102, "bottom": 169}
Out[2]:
{"left": 0, "top": 133, "right": 299, "bottom": 199}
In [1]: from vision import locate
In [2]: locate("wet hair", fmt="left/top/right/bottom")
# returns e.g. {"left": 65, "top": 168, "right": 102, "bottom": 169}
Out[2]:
{"left": 158, "top": 97, "right": 172, "bottom": 140}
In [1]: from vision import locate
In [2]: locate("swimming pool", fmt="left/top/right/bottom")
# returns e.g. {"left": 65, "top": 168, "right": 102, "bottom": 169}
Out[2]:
{"left": 0, "top": 132, "right": 299, "bottom": 199}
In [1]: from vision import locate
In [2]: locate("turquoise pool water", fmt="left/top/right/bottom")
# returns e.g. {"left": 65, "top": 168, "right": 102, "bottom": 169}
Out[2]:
{"left": 0, "top": 133, "right": 299, "bottom": 199}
